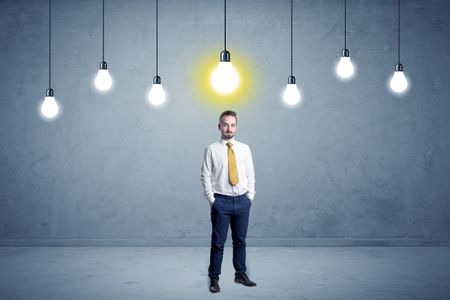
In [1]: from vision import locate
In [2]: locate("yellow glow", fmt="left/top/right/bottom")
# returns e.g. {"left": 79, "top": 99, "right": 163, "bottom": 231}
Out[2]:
{"left": 192, "top": 50, "right": 256, "bottom": 109}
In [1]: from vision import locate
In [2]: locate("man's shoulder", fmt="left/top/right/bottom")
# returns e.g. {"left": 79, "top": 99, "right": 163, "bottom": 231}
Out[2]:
{"left": 234, "top": 140, "right": 251, "bottom": 150}
{"left": 205, "top": 141, "right": 221, "bottom": 150}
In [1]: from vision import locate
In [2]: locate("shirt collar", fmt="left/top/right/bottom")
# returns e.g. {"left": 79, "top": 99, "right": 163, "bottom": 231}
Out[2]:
{"left": 219, "top": 138, "right": 235, "bottom": 146}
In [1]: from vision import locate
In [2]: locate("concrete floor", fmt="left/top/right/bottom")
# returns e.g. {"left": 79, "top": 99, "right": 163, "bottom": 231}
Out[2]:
{"left": 1, "top": 247, "right": 449, "bottom": 300}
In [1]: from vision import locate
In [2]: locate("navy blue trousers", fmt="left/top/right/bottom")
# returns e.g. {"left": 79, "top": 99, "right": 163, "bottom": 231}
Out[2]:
{"left": 208, "top": 193, "right": 251, "bottom": 280}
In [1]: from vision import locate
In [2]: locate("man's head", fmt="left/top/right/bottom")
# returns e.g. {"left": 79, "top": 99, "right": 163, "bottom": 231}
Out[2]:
{"left": 218, "top": 110, "right": 237, "bottom": 140}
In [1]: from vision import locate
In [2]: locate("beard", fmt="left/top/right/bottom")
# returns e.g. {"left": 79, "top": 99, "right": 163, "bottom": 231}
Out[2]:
{"left": 222, "top": 131, "right": 235, "bottom": 139}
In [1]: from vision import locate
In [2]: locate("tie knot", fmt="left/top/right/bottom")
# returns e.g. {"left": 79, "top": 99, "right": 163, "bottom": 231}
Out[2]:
{"left": 226, "top": 142, "right": 233, "bottom": 148}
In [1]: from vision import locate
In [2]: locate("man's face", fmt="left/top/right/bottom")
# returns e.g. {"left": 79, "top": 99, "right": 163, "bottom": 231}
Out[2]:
{"left": 219, "top": 115, "right": 237, "bottom": 140}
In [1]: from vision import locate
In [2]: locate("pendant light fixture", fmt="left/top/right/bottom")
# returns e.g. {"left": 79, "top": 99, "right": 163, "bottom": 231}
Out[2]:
{"left": 282, "top": 0, "right": 301, "bottom": 106}
{"left": 389, "top": 0, "right": 408, "bottom": 94}
{"left": 148, "top": 0, "right": 166, "bottom": 106}
{"left": 336, "top": 0, "right": 355, "bottom": 80}
{"left": 210, "top": 0, "right": 239, "bottom": 94}
{"left": 94, "top": 0, "right": 113, "bottom": 92}
{"left": 40, "top": 0, "right": 60, "bottom": 120}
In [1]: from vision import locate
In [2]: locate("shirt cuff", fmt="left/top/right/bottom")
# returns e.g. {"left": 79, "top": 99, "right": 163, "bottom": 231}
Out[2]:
{"left": 246, "top": 193, "right": 255, "bottom": 201}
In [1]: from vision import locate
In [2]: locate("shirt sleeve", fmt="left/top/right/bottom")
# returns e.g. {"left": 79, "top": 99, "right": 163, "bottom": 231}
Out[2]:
{"left": 246, "top": 145, "right": 256, "bottom": 201}
{"left": 201, "top": 147, "right": 215, "bottom": 205}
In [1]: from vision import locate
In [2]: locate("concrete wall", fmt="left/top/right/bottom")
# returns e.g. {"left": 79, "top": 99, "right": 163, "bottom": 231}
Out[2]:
{"left": 1, "top": 0, "right": 449, "bottom": 246}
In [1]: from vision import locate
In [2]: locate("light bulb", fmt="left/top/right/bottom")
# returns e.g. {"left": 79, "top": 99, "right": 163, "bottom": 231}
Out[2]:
{"left": 148, "top": 76, "right": 166, "bottom": 106}
{"left": 283, "top": 76, "right": 301, "bottom": 106}
{"left": 94, "top": 62, "right": 112, "bottom": 91}
{"left": 211, "top": 61, "right": 240, "bottom": 94}
{"left": 336, "top": 49, "right": 355, "bottom": 79}
{"left": 336, "top": 56, "right": 354, "bottom": 79}
{"left": 390, "top": 65, "right": 408, "bottom": 94}
{"left": 283, "top": 83, "right": 301, "bottom": 106}
{"left": 95, "top": 69, "right": 112, "bottom": 91}
{"left": 210, "top": 50, "right": 240, "bottom": 95}
{"left": 40, "top": 91, "right": 59, "bottom": 120}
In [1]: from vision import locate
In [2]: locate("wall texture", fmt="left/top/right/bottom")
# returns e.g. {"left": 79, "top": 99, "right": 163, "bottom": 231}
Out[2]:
{"left": 1, "top": 0, "right": 449, "bottom": 246}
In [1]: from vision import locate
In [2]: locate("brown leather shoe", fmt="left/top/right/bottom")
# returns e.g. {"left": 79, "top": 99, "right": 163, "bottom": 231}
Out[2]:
{"left": 209, "top": 278, "right": 220, "bottom": 293}
{"left": 234, "top": 273, "right": 257, "bottom": 287}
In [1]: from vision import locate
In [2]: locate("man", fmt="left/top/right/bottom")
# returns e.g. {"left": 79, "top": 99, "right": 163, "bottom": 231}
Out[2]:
{"left": 201, "top": 110, "right": 257, "bottom": 293}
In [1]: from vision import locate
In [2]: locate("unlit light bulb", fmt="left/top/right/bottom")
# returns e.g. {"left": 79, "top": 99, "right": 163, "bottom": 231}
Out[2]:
{"left": 94, "top": 62, "right": 112, "bottom": 91}
{"left": 390, "top": 65, "right": 408, "bottom": 94}
{"left": 41, "top": 92, "right": 59, "bottom": 120}
{"left": 283, "top": 76, "right": 301, "bottom": 106}
{"left": 148, "top": 76, "right": 166, "bottom": 106}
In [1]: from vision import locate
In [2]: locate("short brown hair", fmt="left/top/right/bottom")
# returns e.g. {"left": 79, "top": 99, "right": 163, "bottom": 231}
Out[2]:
{"left": 219, "top": 110, "right": 237, "bottom": 123}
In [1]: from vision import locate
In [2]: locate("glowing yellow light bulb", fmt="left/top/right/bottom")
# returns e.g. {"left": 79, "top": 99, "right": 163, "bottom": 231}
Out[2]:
{"left": 210, "top": 50, "right": 239, "bottom": 94}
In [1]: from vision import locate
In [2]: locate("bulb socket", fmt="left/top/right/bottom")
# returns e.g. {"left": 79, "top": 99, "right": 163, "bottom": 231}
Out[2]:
{"left": 99, "top": 61, "right": 108, "bottom": 70}
{"left": 341, "top": 49, "right": 350, "bottom": 57}
{"left": 46, "top": 88, "right": 54, "bottom": 97}
{"left": 153, "top": 75, "right": 161, "bottom": 84}
{"left": 220, "top": 50, "right": 231, "bottom": 62}
{"left": 288, "top": 75, "right": 296, "bottom": 84}
{"left": 395, "top": 63, "right": 403, "bottom": 71}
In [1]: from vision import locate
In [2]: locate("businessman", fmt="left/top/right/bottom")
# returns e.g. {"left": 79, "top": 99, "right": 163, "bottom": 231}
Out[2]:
{"left": 201, "top": 110, "right": 256, "bottom": 293}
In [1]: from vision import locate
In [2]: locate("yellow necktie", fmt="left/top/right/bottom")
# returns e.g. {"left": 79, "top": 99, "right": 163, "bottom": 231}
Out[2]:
{"left": 226, "top": 142, "right": 239, "bottom": 185}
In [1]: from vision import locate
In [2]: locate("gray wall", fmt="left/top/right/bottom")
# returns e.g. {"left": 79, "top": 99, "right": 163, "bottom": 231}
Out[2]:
{"left": 1, "top": 0, "right": 449, "bottom": 246}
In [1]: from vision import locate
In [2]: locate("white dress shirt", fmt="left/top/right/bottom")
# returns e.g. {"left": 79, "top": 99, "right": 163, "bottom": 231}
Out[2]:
{"left": 201, "top": 138, "right": 256, "bottom": 206}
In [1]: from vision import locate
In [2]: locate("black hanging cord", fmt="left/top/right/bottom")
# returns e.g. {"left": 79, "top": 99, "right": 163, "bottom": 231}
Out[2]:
{"left": 290, "top": 0, "right": 293, "bottom": 77}
{"left": 397, "top": 0, "right": 400, "bottom": 64}
{"left": 224, "top": 0, "right": 227, "bottom": 51}
{"left": 48, "top": 0, "right": 52, "bottom": 89}
{"left": 344, "top": 0, "right": 347, "bottom": 49}
{"left": 102, "top": 0, "right": 105, "bottom": 62}
{"left": 156, "top": 0, "right": 159, "bottom": 76}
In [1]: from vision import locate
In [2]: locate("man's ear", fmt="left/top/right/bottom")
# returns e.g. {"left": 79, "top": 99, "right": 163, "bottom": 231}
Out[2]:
{"left": 218, "top": 124, "right": 221, "bottom": 130}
